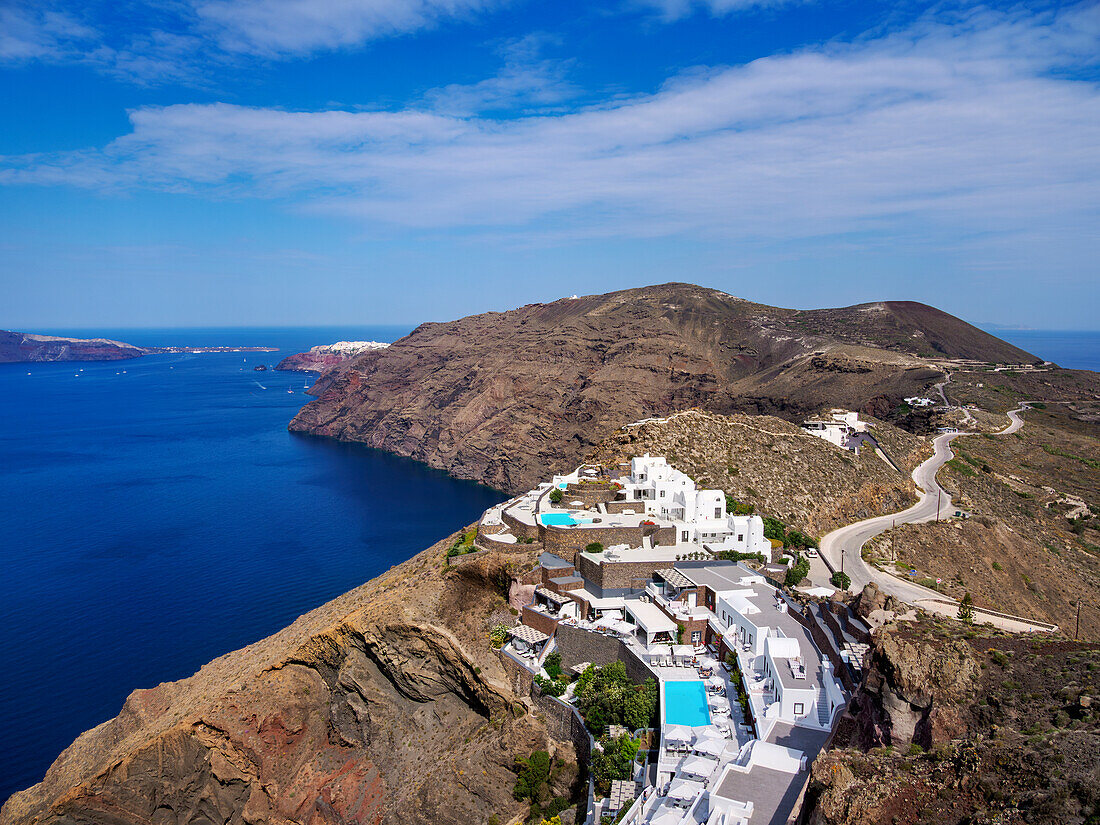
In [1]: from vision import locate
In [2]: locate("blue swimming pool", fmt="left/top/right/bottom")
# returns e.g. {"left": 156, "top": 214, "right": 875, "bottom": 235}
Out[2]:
{"left": 664, "top": 680, "right": 712, "bottom": 727}
{"left": 540, "top": 513, "right": 594, "bottom": 527}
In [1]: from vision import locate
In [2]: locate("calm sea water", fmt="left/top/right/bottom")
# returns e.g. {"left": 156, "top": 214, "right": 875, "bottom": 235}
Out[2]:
{"left": 0, "top": 327, "right": 506, "bottom": 803}
{"left": 982, "top": 328, "right": 1100, "bottom": 372}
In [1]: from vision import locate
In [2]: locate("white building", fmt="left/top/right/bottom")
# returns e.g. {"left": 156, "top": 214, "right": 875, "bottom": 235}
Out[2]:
{"left": 617, "top": 455, "right": 768, "bottom": 553}
{"left": 802, "top": 410, "right": 865, "bottom": 450}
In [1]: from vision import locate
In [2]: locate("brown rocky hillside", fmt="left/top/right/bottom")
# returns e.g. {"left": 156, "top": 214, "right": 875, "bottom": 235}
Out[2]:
{"left": 802, "top": 617, "right": 1100, "bottom": 825}
{"left": 586, "top": 409, "right": 927, "bottom": 539}
{"left": 289, "top": 283, "right": 1032, "bottom": 493}
{"left": 0, "top": 538, "right": 570, "bottom": 825}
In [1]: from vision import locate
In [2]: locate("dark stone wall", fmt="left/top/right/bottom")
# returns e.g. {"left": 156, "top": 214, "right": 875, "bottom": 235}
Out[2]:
{"left": 522, "top": 605, "right": 561, "bottom": 637}
{"left": 543, "top": 524, "right": 646, "bottom": 556}
{"left": 787, "top": 602, "right": 856, "bottom": 693}
{"left": 502, "top": 510, "right": 540, "bottom": 540}
{"left": 532, "top": 691, "right": 592, "bottom": 765}
{"left": 553, "top": 625, "right": 653, "bottom": 686}
{"left": 575, "top": 556, "right": 666, "bottom": 591}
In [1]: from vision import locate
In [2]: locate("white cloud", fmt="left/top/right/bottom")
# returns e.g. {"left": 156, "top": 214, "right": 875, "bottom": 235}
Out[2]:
{"left": 0, "top": 6, "right": 98, "bottom": 62}
{"left": 2, "top": 4, "right": 1098, "bottom": 253}
{"left": 194, "top": 0, "right": 511, "bottom": 56}
{"left": 635, "top": 0, "right": 804, "bottom": 23}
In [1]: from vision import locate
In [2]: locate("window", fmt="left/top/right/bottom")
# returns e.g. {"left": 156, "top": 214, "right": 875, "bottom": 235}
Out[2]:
{"left": 682, "top": 530, "right": 689, "bottom": 542}
{"left": 691, "top": 630, "right": 702, "bottom": 643}
{"left": 715, "top": 507, "right": 721, "bottom": 518}
{"left": 738, "top": 534, "right": 744, "bottom": 542}
{"left": 794, "top": 703, "right": 804, "bottom": 715}
{"left": 660, "top": 490, "right": 666, "bottom": 497}
{"left": 748, "top": 634, "right": 753, "bottom": 645}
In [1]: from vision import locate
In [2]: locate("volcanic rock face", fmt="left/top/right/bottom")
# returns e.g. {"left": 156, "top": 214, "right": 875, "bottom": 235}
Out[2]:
{"left": 276, "top": 342, "right": 390, "bottom": 373}
{"left": 0, "top": 330, "right": 144, "bottom": 362}
{"left": 0, "top": 538, "right": 564, "bottom": 825}
{"left": 290, "top": 284, "right": 1033, "bottom": 493}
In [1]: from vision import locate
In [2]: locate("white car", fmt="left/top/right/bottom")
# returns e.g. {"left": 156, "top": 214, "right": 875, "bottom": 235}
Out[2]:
{"left": 803, "top": 548, "right": 819, "bottom": 559}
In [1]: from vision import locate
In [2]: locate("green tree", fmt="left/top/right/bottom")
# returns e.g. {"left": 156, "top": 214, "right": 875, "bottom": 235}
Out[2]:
{"left": 959, "top": 592, "right": 974, "bottom": 624}
{"left": 590, "top": 733, "right": 639, "bottom": 795}
{"left": 830, "top": 571, "right": 851, "bottom": 590}
{"left": 543, "top": 651, "right": 563, "bottom": 680}
{"left": 549, "top": 488, "right": 564, "bottom": 504}
{"left": 513, "top": 751, "right": 552, "bottom": 804}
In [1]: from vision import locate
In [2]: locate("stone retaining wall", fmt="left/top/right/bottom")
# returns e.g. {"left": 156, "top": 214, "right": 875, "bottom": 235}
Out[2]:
{"left": 543, "top": 524, "right": 645, "bottom": 557}
{"left": 575, "top": 556, "right": 668, "bottom": 591}
{"left": 532, "top": 690, "right": 592, "bottom": 766}
{"left": 830, "top": 603, "right": 871, "bottom": 644}
{"left": 553, "top": 625, "right": 652, "bottom": 686}
{"left": 787, "top": 603, "right": 857, "bottom": 693}
{"left": 502, "top": 509, "right": 540, "bottom": 540}
{"left": 522, "top": 606, "right": 562, "bottom": 638}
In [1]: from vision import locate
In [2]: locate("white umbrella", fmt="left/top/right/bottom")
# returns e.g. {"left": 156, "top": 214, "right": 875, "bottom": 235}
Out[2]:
{"left": 667, "top": 777, "right": 704, "bottom": 802}
{"left": 664, "top": 724, "right": 693, "bottom": 745}
{"left": 693, "top": 735, "right": 727, "bottom": 758}
{"left": 678, "top": 755, "right": 717, "bottom": 779}
{"left": 649, "top": 807, "right": 684, "bottom": 825}
{"left": 706, "top": 675, "right": 725, "bottom": 688}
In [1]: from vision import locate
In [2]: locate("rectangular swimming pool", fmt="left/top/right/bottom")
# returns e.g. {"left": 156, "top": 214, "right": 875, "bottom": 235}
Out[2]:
{"left": 540, "top": 513, "right": 594, "bottom": 527}
{"left": 664, "top": 680, "right": 711, "bottom": 727}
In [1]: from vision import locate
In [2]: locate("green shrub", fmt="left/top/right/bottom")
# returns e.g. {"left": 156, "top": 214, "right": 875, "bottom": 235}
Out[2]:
{"left": 549, "top": 488, "right": 564, "bottom": 504}
{"left": 725, "top": 494, "right": 754, "bottom": 515}
{"left": 574, "top": 662, "right": 657, "bottom": 736}
{"left": 544, "top": 651, "right": 563, "bottom": 681}
{"left": 590, "top": 733, "right": 639, "bottom": 796}
{"left": 830, "top": 571, "right": 851, "bottom": 590}
{"left": 513, "top": 751, "right": 552, "bottom": 804}
{"left": 534, "top": 675, "right": 567, "bottom": 697}
{"left": 763, "top": 516, "right": 786, "bottom": 545}
{"left": 784, "top": 554, "right": 810, "bottom": 588}
{"left": 585, "top": 542, "right": 605, "bottom": 554}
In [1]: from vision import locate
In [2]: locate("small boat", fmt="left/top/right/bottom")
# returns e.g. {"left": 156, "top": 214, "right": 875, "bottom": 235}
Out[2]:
{"left": 287, "top": 388, "right": 294, "bottom": 393}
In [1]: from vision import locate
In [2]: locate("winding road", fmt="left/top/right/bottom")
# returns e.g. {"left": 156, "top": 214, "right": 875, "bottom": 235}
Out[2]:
{"left": 819, "top": 402, "right": 1053, "bottom": 632}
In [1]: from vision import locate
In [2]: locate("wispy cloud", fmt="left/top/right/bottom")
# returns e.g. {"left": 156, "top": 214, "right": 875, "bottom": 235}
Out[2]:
{"left": 195, "top": 0, "right": 512, "bottom": 56}
{"left": 421, "top": 34, "right": 579, "bottom": 116}
{"left": 3, "top": 4, "right": 1098, "bottom": 252}
{"left": 0, "top": 0, "right": 512, "bottom": 82}
{"left": 635, "top": 0, "right": 805, "bottom": 23}
{"left": 0, "top": 5, "right": 98, "bottom": 62}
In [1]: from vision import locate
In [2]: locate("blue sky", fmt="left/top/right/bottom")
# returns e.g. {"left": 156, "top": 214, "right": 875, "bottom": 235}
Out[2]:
{"left": 1, "top": 0, "right": 1098, "bottom": 329}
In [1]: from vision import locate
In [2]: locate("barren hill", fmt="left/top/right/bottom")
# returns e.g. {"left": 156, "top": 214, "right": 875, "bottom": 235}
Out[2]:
{"left": 290, "top": 283, "right": 1034, "bottom": 492}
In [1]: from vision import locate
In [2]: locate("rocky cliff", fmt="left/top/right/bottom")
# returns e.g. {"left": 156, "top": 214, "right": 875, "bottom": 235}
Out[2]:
{"left": 802, "top": 616, "right": 1100, "bottom": 825}
{"left": 0, "top": 330, "right": 144, "bottom": 362}
{"left": 290, "top": 284, "right": 1033, "bottom": 493}
{"left": 276, "top": 342, "right": 390, "bottom": 373}
{"left": 0, "top": 538, "right": 571, "bottom": 825}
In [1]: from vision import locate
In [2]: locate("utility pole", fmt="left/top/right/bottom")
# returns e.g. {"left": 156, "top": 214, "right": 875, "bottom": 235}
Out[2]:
{"left": 936, "top": 488, "right": 941, "bottom": 522}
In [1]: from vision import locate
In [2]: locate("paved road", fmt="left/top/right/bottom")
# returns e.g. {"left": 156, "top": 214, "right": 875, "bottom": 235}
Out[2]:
{"left": 820, "top": 431, "right": 961, "bottom": 603}
{"left": 819, "top": 405, "right": 1054, "bottom": 632}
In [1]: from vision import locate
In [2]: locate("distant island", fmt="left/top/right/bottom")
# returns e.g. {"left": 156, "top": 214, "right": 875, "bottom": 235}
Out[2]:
{"left": 0, "top": 330, "right": 277, "bottom": 363}
{"left": 275, "top": 340, "right": 389, "bottom": 373}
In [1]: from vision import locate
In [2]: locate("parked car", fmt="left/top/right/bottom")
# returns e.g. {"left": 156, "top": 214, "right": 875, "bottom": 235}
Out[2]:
{"left": 803, "top": 548, "right": 819, "bottom": 559}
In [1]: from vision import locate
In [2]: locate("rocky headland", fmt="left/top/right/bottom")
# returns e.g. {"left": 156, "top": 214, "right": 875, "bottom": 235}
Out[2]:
{"left": 289, "top": 283, "right": 1036, "bottom": 493}
{"left": 0, "top": 329, "right": 277, "bottom": 363}
{"left": 0, "top": 330, "right": 145, "bottom": 362}
{"left": 276, "top": 341, "right": 390, "bottom": 373}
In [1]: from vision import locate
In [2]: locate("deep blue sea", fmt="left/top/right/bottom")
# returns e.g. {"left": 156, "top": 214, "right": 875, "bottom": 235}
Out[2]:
{"left": 982, "top": 328, "right": 1100, "bottom": 372}
{"left": 0, "top": 327, "right": 506, "bottom": 803}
